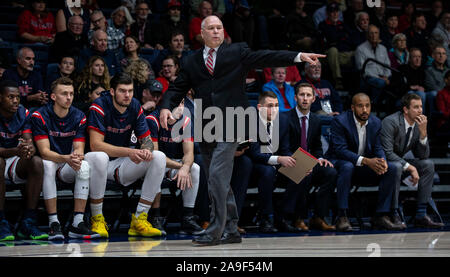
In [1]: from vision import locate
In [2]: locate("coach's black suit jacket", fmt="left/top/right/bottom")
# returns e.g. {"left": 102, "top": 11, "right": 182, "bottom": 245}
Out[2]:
{"left": 160, "top": 42, "right": 299, "bottom": 141}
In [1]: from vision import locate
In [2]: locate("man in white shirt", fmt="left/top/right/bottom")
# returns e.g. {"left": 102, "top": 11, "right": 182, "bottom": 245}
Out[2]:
{"left": 380, "top": 93, "right": 444, "bottom": 228}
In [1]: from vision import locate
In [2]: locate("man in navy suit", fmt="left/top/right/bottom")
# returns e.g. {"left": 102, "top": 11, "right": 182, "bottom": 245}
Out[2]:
{"left": 326, "top": 93, "right": 403, "bottom": 231}
{"left": 245, "top": 91, "right": 295, "bottom": 233}
{"left": 279, "top": 83, "right": 337, "bottom": 232}
{"left": 160, "top": 15, "right": 325, "bottom": 246}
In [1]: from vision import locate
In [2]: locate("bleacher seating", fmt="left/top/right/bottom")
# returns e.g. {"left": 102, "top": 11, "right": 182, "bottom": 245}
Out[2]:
{"left": 0, "top": 24, "right": 18, "bottom": 42}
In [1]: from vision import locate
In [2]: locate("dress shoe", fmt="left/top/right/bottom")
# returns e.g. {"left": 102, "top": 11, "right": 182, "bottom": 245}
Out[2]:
{"left": 192, "top": 234, "right": 220, "bottom": 246}
{"left": 414, "top": 215, "right": 444, "bottom": 229}
{"left": 278, "top": 218, "right": 301, "bottom": 233}
{"left": 309, "top": 217, "right": 336, "bottom": 231}
{"left": 221, "top": 232, "right": 242, "bottom": 244}
{"left": 371, "top": 216, "right": 404, "bottom": 231}
{"left": 294, "top": 219, "right": 309, "bottom": 232}
{"left": 336, "top": 216, "right": 353, "bottom": 232}
{"left": 259, "top": 218, "right": 278, "bottom": 233}
{"left": 390, "top": 214, "right": 407, "bottom": 230}
{"left": 180, "top": 216, "right": 205, "bottom": 235}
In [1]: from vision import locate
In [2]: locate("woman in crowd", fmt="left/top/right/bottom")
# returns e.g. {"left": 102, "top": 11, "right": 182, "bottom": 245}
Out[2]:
{"left": 123, "top": 59, "right": 153, "bottom": 102}
{"left": 120, "top": 35, "right": 155, "bottom": 79}
{"left": 389, "top": 33, "right": 409, "bottom": 69}
{"left": 74, "top": 56, "right": 110, "bottom": 113}
{"left": 107, "top": 6, "right": 134, "bottom": 36}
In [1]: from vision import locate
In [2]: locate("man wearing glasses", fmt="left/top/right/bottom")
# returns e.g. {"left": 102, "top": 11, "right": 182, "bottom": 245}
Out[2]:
{"left": 88, "top": 10, "right": 125, "bottom": 52}
{"left": 50, "top": 15, "right": 88, "bottom": 63}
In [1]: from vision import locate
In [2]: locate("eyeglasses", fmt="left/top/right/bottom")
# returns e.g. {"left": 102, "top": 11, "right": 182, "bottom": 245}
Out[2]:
{"left": 92, "top": 17, "right": 104, "bottom": 24}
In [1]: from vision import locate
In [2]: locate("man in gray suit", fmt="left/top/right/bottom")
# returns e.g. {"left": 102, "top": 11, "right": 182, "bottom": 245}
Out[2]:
{"left": 380, "top": 93, "right": 444, "bottom": 228}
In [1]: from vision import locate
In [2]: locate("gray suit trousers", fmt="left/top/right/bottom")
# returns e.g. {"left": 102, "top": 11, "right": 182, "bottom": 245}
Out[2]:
{"left": 199, "top": 142, "right": 239, "bottom": 239}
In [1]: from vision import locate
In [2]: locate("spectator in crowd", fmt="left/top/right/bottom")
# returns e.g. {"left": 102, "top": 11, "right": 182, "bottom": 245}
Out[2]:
{"left": 398, "top": 2, "right": 416, "bottom": 33}
{"left": 263, "top": 65, "right": 301, "bottom": 86}
{"left": 279, "top": 83, "right": 337, "bottom": 232}
{"left": 380, "top": 93, "right": 444, "bottom": 229}
{"left": 124, "top": 59, "right": 153, "bottom": 101}
{"left": 88, "top": 10, "right": 125, "bottom": 52}
{"left": 145, "top": 99, "right": 205, "bottom": 236}
{"left": 432, "top": 11, "right": 450, "bottom": 51}
{"left": 150, "top": 0, "right": 189, "bottom": 50}
{"left": 78, "top": 29, "right": 121, "bottom": 76}
{"left": 141, "top": 79, "right": 163, "bottom": 114}
{"left": 327, "top": 93, "right": 403, "bottom": 232}
{"left": 0, "top": 80, "right": 48, "bottom": 242}
{"left": 2, "top": 47, "right": 47, "bottom": 109}
{"left": 424, "top": 45, "right": 448, "bottom": 114}
{"left": 262, "top": 67, "right": 296, "bottom": 113}
{"left": 31, "top": 77, "right": 103, "bottom": 240}
{"left": 189, "top": 1, "right": 232, "bottom": 50}
{"left": 319, "top": 2, "right": 359, "bottom": 90}
{"left": 406, "top": 12, "right": 430, "bottom": 60}
{"left": 351, "top": 12, "right": 370, "bottom": 46}
{"left": 17, "top": 0, "right": 56, "bottom": 44}
{"left": 355, "top": 24, "right": 391, "bottom": 106}
{"left": 426, "top": 0, "right": 444, "bottom": 33}
{"left": 130, "top": 1, "right": 155, "bottom": 49}
{"left": 55, "top": 0, "right": 91, "bottom": 35}
{"left": 369, "top": 0, "right": 387, "bottom": 29}
{"left": 119, "top": 35, "right": 154, "bottom": 76}
{"left": 298, "top": 60, "right": 343, "bottom": 123}
{"left": 286, "top": 0, "right": 318, "bottom": 52}
{"left": 152, "top": 32, "right": 191, "bottom": 74}
{"left": 107, "top": 6, "right": 134, "bottom": 36}
{"left": 399, "top": 48, "right": 427, "bottom": 106}
{"left": 50, "top": 15, "right": 89, "bottom": 63}
{"left": 87, "top": 73, "right": 167, "bottom": 239}
{"left": 380, "top": 12, "right": 400, "bottom": 50}
{"left": 436, "top": 70, "right": 450, "bottom": 132}
{"left": 313, "top": 0, "right": 344, "bottom": 27}
{"left": 74, "top": 56, "right": 111, "bottom": 114}
{"left": 192, "top": 0, "right": 226, "bottom": 18}
{"left": 225, "top": 1, "right": 255, "bottom": 49}
{"left": 388, "top": 33, "right": 409, "bottom": 70}
{"left": 156, "top": 55, "right": 179, "bottom": 93}
{"left": 241, "top": 91, "right": 288, "bottom": 233}
{"left": 343, "top": 0, "right": 365, "bottom": 29}
{"left": 46, "top": 56, "right": 76, "bottom": 92}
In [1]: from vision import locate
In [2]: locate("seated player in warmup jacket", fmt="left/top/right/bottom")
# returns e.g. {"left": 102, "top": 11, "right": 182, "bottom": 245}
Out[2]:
{"left": 31, "top": 77, "right": 105, "bottom": 240}
{"left": 146, "top": 99, "right": 204, "bottom": 235}
{"left": 0, "top": 80, "right": 48, "bottom": 241}
{"left": 87, "top": 73, "right": 167, "bottom": 238}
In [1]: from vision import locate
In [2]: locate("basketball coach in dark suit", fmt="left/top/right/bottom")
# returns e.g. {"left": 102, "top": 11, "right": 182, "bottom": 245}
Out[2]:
{"left": 380, "top": 93, "right": 444, "bottom": 228}
{"left": 159, "top": 15, "right": 325, "bottom": 246}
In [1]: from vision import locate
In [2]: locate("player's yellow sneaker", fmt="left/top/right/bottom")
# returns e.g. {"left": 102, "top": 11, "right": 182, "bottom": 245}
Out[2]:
{"left": 90, "top": 214, "right": 109, "bottom": 238}
{"left": 128, "top": 213, "right": 162, "bottom": 237}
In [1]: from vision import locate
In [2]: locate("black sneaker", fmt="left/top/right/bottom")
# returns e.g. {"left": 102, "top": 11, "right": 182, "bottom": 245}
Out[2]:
{"left": 48, "top": 222, "right": 65, "bottom": 241}
{"left": 68, "top": 222, "right": 101, "bottom": 239}
{"left": 180, "top": 216, "right": 205, "bottom": 235}
{"left": 17, "top": 217, "right": 49, "bottom": 240}
{"left": 149, "top": 216, "right": 167, "bottom": 236}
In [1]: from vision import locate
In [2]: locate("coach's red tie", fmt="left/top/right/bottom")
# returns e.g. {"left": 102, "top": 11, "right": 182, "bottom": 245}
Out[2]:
{"left": 206, "top": 48, "right": 215, "bottom": 75}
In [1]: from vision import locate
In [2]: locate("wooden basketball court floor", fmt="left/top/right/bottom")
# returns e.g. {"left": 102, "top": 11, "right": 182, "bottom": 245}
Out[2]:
{"left": 1, "top": 227, "right": 449, "bottom": 257}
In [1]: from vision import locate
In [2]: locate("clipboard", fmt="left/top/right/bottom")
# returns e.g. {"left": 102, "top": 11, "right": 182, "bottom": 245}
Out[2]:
{"left": 278, "top": 147, "right": 319, "bottom": 184}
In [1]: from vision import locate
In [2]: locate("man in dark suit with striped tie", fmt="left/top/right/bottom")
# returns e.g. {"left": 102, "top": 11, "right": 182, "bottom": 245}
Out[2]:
{"left": 159, "top": 15, "right": 325, "bottom": 246}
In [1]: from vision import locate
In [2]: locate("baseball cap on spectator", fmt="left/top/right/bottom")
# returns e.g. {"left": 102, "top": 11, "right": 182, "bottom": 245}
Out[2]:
{"left": 326, "top": 2, "right": 340, "bottom": 13}
{"left": 168, "top": 0, "right": 181, "bottom": 8}
{"left": 145, "top": 79, "right": 163, "bottom": 94}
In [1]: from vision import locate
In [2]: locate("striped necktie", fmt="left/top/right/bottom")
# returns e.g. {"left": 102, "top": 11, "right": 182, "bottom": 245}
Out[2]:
{"left": 206, "top": 48, "right": 215, "bottom": 75}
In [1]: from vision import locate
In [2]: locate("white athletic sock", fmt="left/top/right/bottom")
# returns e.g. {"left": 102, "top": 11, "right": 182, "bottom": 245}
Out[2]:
{"left": 48, "top": 214, "right": 59, "bottom": 227}
{"left": 90, "top": 202, "right": 103, "bottom": 217}
{"left": 135, "top": 202, "right": 151, "bottom": 218}
{"left": 72, "top": 213, "right": 84, "bottom": 228}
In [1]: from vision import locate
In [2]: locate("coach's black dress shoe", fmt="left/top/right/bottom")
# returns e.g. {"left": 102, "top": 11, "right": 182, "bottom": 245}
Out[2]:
{"left": 220, "top": 232, "right": 242, "bottom": 244}
{"left": 192, "top": 234, "right": 220, "bottom": 246}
